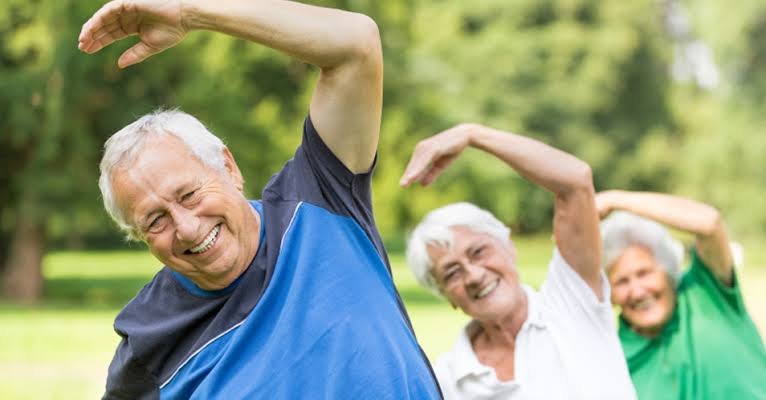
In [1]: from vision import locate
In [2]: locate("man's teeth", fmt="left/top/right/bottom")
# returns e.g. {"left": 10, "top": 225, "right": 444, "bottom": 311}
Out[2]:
{"left": 476, "top": 280, "right": 499, "bottom": 299}
{"left": 189, "top": 225, "right": 221, "bottom": 254}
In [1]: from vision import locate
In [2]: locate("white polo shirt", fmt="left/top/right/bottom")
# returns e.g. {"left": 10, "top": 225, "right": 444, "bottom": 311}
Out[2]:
{"left": 434, "top": 249, "right": 636, "bottom": 400}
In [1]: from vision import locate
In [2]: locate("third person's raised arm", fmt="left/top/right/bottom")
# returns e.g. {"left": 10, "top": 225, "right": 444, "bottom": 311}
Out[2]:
{"left": 596, "top": 190, "right": 734, "bottom": 285}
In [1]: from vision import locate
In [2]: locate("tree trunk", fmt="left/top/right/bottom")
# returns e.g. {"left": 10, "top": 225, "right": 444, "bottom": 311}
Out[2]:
{"left": 2, "top": 212, "right": 45, "bottom": 303}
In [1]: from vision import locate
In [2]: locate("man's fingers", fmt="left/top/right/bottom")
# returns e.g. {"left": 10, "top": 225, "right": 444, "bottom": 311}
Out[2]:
{"left": 80, "top": 1, "right": 121, "bottom": 40}
{"left": 117, "top": 42, "right": 156, "bottom": 68}
{"left": 92, "top": 19, "right": 131, "bottom": 42}
{"left": 81, "top": 24, "right": 132, "bottom": 54}
{"left": 79, "top": 0, "right": 134, "bottom": 52}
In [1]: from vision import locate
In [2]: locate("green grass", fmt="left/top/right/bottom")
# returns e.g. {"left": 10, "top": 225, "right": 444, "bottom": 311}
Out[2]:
{"left": 1, "top": 236, "right": 765, "bottom": 399}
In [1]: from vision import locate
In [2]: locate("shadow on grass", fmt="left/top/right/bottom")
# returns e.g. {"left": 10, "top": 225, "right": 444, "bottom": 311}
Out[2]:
{"left": 43, "top": 276, "right": 152, "bottom": 309}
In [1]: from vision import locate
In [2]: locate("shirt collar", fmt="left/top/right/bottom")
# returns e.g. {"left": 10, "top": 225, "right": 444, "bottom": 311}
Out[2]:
{"left": 448, "top": 320, "right": 491, "bottom": 381}
{"left": 521, "top": 284, "right": 546, "bottom": 329}
{"left": 448, "top": 286, "right": 546, "bottom": 381}
{"left": 618, "top": 303, "right": 680, "bottom": 362}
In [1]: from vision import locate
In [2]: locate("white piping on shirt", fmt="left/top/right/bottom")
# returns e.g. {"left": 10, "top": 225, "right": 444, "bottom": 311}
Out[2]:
{"left": 159, "top": 201, "right": 304, "bottom": 390}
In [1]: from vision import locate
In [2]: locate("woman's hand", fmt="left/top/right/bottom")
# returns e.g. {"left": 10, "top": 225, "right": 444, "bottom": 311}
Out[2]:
{"left": 399, "top": 123, "right": 475, "bottom": 187}
{"left": 594, "top": 190, "right": 622, "bottom": 219}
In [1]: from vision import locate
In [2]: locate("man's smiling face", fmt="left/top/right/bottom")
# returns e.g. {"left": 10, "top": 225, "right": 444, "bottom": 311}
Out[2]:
{"left": 111, "top": 134, "right": 260, "bottom": 290}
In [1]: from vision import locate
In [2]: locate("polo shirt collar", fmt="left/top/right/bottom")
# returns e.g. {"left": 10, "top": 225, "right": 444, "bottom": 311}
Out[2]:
{"left": 449, "top": 285, "right": 546, "bottom": 382}
{"left": 521, "top": 284, "right": 546, "bottom": 329}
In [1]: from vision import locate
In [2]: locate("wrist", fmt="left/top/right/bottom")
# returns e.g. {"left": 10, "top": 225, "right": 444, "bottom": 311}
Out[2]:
{"left": 179, "top": 0, "right": 205, "bottom": 32}
{"left": 605, "top": 190, "right": 627, "bottom": 211}
{"left": 465, "top": 123, "right": 488, "bottom": 149}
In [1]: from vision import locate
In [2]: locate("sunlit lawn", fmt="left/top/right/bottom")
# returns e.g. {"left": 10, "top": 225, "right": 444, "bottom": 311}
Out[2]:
{"left": 2, "top": 237, "right": 765, "bottom": 399}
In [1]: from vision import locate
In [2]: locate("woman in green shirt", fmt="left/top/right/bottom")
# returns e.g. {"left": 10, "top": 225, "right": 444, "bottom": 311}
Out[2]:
{"left": 597, "top": 191, "right": 766, "bottom": 400}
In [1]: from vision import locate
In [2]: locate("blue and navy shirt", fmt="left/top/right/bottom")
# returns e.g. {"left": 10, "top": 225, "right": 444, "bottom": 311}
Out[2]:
{"left": 103, "top": 117, "right": 442, "bottom": 399}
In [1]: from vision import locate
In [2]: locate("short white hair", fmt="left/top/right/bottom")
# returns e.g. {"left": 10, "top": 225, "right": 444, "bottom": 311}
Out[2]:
{"left": 601, "top": 211, "right": 685, "bottom": 285}
{"left": 98, "top": 109, "right": 227, "bottom": 241}
{"left": 406, "top": 202, "right": 512, "bottom": 295}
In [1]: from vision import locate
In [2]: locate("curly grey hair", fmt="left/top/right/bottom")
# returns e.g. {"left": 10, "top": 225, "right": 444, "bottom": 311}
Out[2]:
{"left": 98, "top": 109, "right": 227, "bottom": 241}
{"left": 600, "top": 211, "right": 685, "bottom": 285}
{"left": 405, "top": 202, "right": 512, "bottom": 295}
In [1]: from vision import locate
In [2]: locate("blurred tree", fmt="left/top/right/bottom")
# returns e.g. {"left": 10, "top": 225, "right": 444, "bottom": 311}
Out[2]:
{"left": 671, "top": 1, "right": 766, "bottom": 239}
{"left": 388, "top": 0, "right": 678, "bottom": 233}
{"left": 2, "top": 0, "right": 765, "bottom": 302}
{"left": 0, "top": 0, "right": 416, "bottom": 301}
{"left": 0, "top": 0, "right": 301, "bottom": 301}
{"left": 1, "top": 0, "right": 168, "bottom": 301}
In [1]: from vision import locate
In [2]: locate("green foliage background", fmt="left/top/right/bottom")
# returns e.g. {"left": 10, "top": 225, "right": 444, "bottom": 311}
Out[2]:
{"left": 2, "top": 0, "right": 765, "bottom": 265}
{"left": 2, "top": 0, "right": 766, "bottom": 396}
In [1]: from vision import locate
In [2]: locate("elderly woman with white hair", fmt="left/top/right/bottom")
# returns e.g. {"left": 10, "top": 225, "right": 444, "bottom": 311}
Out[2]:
{"left": 597, "top": 190, "right": 766, "bottom": 400}
{"left": 401, "top": 123, "right": 636, "bottom": 399}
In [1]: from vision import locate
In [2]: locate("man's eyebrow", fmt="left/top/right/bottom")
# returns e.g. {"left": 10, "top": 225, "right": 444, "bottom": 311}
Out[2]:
{"left": 175, "top": 180, "right": 201, "bottom": 197}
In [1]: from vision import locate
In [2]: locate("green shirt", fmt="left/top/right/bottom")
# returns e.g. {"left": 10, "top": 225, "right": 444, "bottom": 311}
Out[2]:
{"left": 619, "top": 250, "right": 766, "bottom": 400}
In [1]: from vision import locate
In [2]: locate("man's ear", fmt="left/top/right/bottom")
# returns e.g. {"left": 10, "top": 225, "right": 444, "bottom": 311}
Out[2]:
{"left": 222, "top": 147, "right": 245, "bottom": 192}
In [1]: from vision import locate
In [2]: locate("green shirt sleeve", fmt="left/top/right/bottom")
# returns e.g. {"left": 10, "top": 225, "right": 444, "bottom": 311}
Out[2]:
{"left": 680, "top": 247, "right": 745, "bottom": 316}
{"left": 620, "top": 247, "right": 766, "bottom": 400}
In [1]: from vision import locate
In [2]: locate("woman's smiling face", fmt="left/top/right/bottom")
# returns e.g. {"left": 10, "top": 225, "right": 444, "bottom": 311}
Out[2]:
{"left": 609, "top": 245, "right": 676, "bottom": 337}
{"left": 427, "top": 226, "right": 525, "bottom": 322}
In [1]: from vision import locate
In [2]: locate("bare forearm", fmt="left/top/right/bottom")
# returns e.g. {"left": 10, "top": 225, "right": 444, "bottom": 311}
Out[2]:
{"left": 182, "top": 0, "right": 377, "bottom": 69}
{"left": 599, "top": 191, "right": 722, "bottom": 237}
{"left": 469, "top": 125, "right": 593, "bottom": 195}
{"left": 182, "top": 0, "right": 381, "bottom": 173}
{"left": 600, "top": 190, "right": 733, "bottom": 283}
{"left": 468, "top": 125, "right": 602, "bottom": 296}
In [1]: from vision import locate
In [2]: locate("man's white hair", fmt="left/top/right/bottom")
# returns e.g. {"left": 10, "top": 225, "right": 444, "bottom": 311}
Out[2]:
{"left": 98, "top": 109, "right": 227, "bottom": 241}
{"left": 601, "top": 211, "right": 685, "bottom": 285}
{"left": 406, "top": 202, "right": 512, "bottom": 295}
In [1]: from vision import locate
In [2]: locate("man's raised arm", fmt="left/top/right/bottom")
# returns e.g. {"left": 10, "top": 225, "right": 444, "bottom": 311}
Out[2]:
{"left": 79, "top": 0, "right": 382, "bottom": 173}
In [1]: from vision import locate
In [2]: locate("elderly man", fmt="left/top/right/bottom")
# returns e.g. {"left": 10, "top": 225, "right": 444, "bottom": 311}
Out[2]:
{"left": 402, "top": 123, "right": 636, "bottom": 399}
{"left": 80, "top": 0, "right": 441, "bottom": 398}
{"left": 598, "top": 191, "right": 766, "bottom": 399}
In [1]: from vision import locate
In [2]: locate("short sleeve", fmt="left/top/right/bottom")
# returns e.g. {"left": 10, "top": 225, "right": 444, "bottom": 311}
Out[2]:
{"left": 103, "top": 338, "right": 159, "bottom": 400}
{"left": 264, "top": 116, "right": 376, "bottom": 215}
{"left": 262, "top": 115, "right": 387, "bottom": 261}
{"left": 538, "top": 248, "right": 615, "bottom": 332}
{"left": 681, "top": 248, "right": 745, "bottom": 314}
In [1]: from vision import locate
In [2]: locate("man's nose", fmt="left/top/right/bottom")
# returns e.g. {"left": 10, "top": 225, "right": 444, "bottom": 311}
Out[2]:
{"left": 173, "top": 207, "right": 200, "bottom": 242}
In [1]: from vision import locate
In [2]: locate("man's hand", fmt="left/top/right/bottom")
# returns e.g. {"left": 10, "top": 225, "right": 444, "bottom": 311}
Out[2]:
{"left": 79, "top": 0, "right": 383, "bottom": 173}
{"left": 78, "top": 0, "right": 187, "bottom": 68}
{"left": 399, "top": 124, "right": 474, "bottom": 187}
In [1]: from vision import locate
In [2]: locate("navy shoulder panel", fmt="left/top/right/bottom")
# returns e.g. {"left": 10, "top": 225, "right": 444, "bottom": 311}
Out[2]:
{"left": 104, "top": 202, "right": 268, "bottom": 398}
